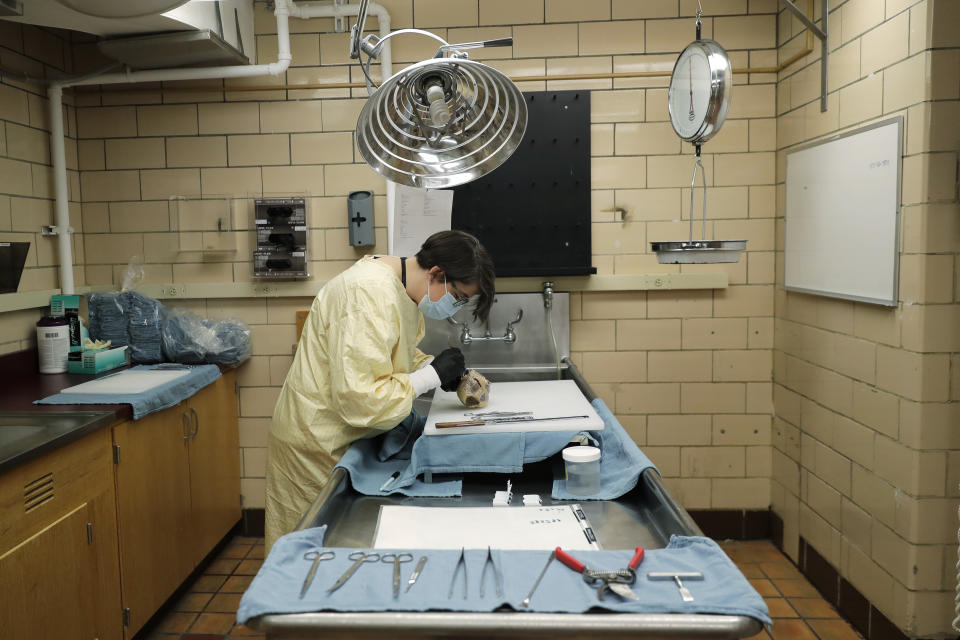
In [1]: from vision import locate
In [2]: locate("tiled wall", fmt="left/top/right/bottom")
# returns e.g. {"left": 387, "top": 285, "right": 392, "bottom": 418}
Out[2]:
{"left": 771, "top": 0, "right": 959, "bottom": 636}
{"left": 63, "top": 0, "right": 781, "bottom": 519}
{"left": 0, "top": 22, "right": 84, "bottom": 354}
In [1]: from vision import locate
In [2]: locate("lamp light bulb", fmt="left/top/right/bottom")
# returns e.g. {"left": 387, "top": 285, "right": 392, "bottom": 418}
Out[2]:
{"left": 425, "top": 84, "right": 450, "bottom": 127}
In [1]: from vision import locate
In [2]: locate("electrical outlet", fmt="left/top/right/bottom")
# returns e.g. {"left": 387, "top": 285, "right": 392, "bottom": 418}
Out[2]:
{"left": 162, "top": 285, "right": 186, "bottom": 298}
{"left": 252, "top": 283, "right": 276, "bottom": 296}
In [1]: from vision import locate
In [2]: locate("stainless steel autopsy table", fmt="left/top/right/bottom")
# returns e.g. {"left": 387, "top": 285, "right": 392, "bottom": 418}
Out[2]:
{"left": 247, "top": 363, "right": 765, "bottom": 639}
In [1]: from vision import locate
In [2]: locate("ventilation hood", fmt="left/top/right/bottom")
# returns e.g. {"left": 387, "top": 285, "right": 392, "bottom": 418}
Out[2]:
{"left": 2, "top": 0, "right": 254, "bottom": 68}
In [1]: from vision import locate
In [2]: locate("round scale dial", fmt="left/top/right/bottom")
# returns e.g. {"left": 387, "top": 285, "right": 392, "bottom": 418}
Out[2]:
{"left": 667, "top": 39, "right": 732, "bottom": 146}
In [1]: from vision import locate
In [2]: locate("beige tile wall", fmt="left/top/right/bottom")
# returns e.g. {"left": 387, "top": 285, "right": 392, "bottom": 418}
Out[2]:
{"left": 8, "top": 6, "right": 957, "bottom": 635}
{"left": 65, "top": 0, "right": 779, "bottom": 523}
{"left": 0, "top": 23, "right": 83, "bottom": 354}
{"left": 772, "top": 0, "right": 959, "bottom": 635}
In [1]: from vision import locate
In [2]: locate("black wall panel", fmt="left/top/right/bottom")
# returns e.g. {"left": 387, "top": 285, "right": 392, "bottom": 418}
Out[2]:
{"left": 452, "top": 90, "right": 596, "bottom": 277}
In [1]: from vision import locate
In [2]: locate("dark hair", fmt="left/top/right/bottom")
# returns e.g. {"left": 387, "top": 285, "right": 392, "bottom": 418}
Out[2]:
{"left": 415, "top": 230, "right": 495, "bottom": 322}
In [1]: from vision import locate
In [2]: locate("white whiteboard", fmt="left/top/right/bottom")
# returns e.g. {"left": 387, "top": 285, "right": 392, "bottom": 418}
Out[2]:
{"left": 785, "top": 117, "right": 902, "bottom": 306}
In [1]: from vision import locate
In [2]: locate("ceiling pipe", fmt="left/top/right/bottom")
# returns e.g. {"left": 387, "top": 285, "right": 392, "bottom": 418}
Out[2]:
{"left": 46, "top": 0, "right": 296, "bottom": 294}
{"left": 46, "top": 0, "right": 395, "bottom": 294}
{"left": 284, "top": 1, "right": 396, "bottom": 253}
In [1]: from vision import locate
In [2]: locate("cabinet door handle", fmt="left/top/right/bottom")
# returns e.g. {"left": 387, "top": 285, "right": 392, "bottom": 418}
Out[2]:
{"left": 190, "top": 407, "right": 200, "bottom": 438}
{"left": 182, "top": 411, "right": 191, "bottom": 443}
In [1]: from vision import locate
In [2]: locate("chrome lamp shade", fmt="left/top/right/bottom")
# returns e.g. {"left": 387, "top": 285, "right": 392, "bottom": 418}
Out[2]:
{"left": 356, "top": 57, "right": 527, "bottom": 189}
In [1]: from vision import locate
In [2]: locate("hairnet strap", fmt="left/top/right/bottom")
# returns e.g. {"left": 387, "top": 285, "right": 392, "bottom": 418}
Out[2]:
{"left": 401, "top": 256, "right": 407, "bottom": 287}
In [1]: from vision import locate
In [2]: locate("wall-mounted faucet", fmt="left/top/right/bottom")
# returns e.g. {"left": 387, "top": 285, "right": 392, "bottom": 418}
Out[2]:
{"left": 543, "top": 281, "right": 554, "bottom": 308}
{"left": 448, "top": 309, "right": 523, "bottom": 345}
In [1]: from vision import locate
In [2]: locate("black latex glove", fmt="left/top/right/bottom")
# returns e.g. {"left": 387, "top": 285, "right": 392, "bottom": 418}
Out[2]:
{"left": 432, "top": 347, "right": 466, "bottom": 392}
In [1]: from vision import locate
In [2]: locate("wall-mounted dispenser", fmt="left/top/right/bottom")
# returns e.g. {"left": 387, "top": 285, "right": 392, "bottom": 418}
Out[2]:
{"left": 347, "top": 190, "right": 374, "bottom": 247}
{"left": 253, "top": 197, "right": 309, "bottom": 278}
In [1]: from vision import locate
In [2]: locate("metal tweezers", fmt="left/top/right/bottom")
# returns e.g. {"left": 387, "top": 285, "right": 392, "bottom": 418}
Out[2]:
{"left": 447, "top": 547, "right": 467, "bottom": 599}
{"left": 480, "top": 546, "right": 502, "bottom": 598}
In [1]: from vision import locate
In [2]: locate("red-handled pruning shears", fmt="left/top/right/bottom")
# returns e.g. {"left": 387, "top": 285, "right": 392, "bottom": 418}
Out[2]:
{"left": 555, "top": 546, "right": 645, "bottom": 601}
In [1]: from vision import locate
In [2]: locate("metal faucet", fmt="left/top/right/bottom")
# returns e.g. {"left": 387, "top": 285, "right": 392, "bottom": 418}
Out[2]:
{"left": 543, "top": 281, "right": 554, "bottom": 308}
{"left": 447, "top": 309, "right": 523, "bottom": 344}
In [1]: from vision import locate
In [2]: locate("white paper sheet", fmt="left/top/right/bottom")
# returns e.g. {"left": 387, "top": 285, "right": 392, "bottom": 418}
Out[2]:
{"left": 392, "top": 184, "right": 454, "bottom": 257}
{"left": 373, "top": 504, "right": 601, "bottom": 550}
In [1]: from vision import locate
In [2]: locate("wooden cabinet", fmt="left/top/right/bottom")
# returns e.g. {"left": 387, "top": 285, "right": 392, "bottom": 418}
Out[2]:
{"left": 113, "top": 408, "right": 195, "bottom": 635}
{"left": 0, "top": 370, "right": 240, "bottom": 639}
{"left": 113, "top": 369, "right": 240, "bottom": 637}
{"left": 0, "top": 427, "right": 122, "bottom": 640}
{"left": 185, "top": 373, "right": 241, "bottom": 566}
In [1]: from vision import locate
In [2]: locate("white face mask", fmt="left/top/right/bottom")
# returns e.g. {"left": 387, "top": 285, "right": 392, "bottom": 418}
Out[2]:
{"left": 418, "top": 272, "right": 461, "bottom": 319}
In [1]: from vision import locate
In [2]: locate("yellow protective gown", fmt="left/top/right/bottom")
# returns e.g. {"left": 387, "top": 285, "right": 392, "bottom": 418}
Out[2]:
{"left": 265, "top": 256, "right": 432, "bottom": 551}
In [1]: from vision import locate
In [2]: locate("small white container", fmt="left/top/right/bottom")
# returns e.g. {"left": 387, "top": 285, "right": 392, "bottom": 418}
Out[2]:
{"left": 562, "top": 445, "right": 601, "bottom": 496}
{"left": 36, "top": 316, "right": 70, "bottom": 374}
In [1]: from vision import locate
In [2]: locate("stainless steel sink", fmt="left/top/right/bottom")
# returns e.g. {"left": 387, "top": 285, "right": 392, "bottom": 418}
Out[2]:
{"left": 0, "top": 411, "right": 116, "bottom": 473}
{"left": 0, "top": 424, "right": 47, "bottom": 445}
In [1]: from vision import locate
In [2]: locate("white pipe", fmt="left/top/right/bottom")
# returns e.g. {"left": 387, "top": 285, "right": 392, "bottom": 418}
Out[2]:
{"left": 285, "top": 2, "right": 397, "bottom": 254}
{"left": 46, "top": 0, "right": 294, "bottom": 294}
{"left": 47, "top": 0, "right": 396, "bottom": 293}
{"left": 47, "top": 84, "right": 73, "bottom": 294}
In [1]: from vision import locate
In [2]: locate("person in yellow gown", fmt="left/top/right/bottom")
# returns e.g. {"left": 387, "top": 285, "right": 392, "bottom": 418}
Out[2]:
{"left": 265, "top": 230, "right": 495, "bottom": 551}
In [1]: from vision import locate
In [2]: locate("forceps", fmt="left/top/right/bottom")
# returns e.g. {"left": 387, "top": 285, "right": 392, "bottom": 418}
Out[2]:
{"left": 327, "top": 551, "right": 381, "bottom": 594}
{"left": 381, "top": 553, "right": 413, "bottom": 598}
{"left": 299, "top": 550, "right": 335, "bottom": 598}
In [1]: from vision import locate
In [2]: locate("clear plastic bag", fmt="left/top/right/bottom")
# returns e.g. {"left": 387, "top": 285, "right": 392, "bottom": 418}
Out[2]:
{"left": 161, "top": 309, "right": 252, "bottom": 366}
{"left": 88, "top": 258, "right": 165, "bottom": 364}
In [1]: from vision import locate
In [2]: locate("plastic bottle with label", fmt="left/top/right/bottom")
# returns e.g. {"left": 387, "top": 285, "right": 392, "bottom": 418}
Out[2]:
{"left": 37, "top": 315, "right": 70, "bottom": 374}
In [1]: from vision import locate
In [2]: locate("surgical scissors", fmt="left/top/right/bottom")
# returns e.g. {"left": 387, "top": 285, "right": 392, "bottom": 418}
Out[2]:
{"left": 381, "top": 552, "right": 413, "bottom": 598}
{"left": 299, "top": 550, "right": 335, "bottom": 598}
{"left": 327, "top": 551, "right": 381, "bottom": 594}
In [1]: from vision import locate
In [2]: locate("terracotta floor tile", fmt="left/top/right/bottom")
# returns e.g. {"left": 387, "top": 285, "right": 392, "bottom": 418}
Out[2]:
{"left": 760, "top": 561, "right": 804, "bottom": 580}
{"left": 789, "top": 597, "right": 839, "bottom": 619}
{"left": 207, "top": 592, "right": 243, "bottom": 613}
{"left": 774, "top": 578, "right": 820, "bottom": 598}
{"left": 768, "top": 619, "right": 818, "bottom": 640}
{"left": 764, "top": 597, "right": 799, "bottom": 618}
{"left": 192, "top": 574, "right": 229, "bottom": 592}
{"left": 744, "top": 629, "right": 772, "bottom": 640}
{"left": 248, "top": 544, "right": 265, "bottom": 559}
{"left": 221, "top": 574, "right": 255, "bottom": 592}
{"left": 174, "top": 591, "right": 213, "bottom": 612}
{"left": 807, "top": 618, "right": 865, "bottom": 640}
{"left": 749, "top": 578, "right": 779, "bottom": 597}
{"left": 723, "top": 546, "right": 757, "bottom": 564}
{"left": 220, "top": 542, "right": 254, "bottom": 559}
{"left": 155, "top": 611, "right": 197, "bottom": 634}
{"left": 235, "top": 558, "right": 263, "bottom": 575}
{"left": 737, "top": 564, "right": 766, "bottom": 578}
{"left": 230, "top": 622, "right": 266, "bottom": 636}
{"left": 189, "top": 612, "right": 236, "bottom": 635}
{"left": 231, "top": 536, "right": 262, "bottom": 545}
{"left": 207, "top": 557, "right": 242, "bottom": 575}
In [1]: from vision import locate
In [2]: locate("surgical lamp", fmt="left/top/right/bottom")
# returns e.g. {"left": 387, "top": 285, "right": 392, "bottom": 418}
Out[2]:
{"left": 349, "top": 0, "right": 528, "bottom": 189}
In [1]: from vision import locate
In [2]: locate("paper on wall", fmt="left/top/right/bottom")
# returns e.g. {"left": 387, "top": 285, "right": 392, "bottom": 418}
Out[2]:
{"left": 392, "top": 184, "right": 454, "bottom": 257}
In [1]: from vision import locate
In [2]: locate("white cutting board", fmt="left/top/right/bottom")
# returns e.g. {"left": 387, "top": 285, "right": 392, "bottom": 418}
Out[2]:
{"left": 423, "top": 379, "right": 603, "bottom": 436}
{"left": 60, "top": 369, "right": 191, "bottom": 395}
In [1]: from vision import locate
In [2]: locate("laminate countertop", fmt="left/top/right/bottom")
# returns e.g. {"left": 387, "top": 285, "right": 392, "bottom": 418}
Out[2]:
{"left": 0, "top": 349, "right": 134, "bottom": 473}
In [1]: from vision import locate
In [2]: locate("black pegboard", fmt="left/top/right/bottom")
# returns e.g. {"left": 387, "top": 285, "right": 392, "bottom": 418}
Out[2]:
{"left": 452, "top": 90, "right": 596, "bottom": 277}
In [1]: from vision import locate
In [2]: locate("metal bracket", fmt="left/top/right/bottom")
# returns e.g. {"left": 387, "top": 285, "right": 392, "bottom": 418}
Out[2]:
{"left": 40, "top": 225, "right": 72, "bottom": 236}
{"left": 333, "top": 0, "right": 345, "bottom": 33}
{"left": 780, "top": 0, "right": 828, "bottom": 112}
